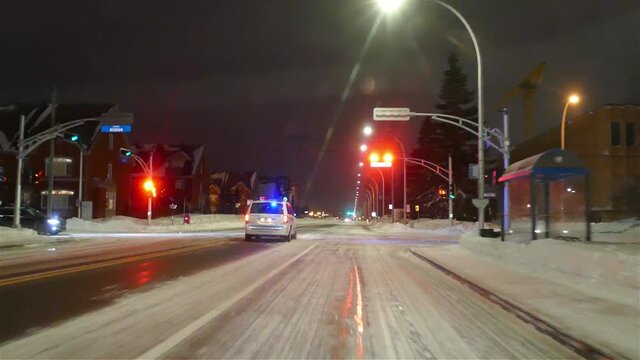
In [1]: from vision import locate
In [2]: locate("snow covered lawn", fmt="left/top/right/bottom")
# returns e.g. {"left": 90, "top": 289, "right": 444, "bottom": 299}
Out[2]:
{"left": 411, "top": 218, "right": 640, "bottom": 358}
{"left": 370, "top": 218, "right": 476, "bottom": 241}
{"left": 66, "top": 214, "right": 244, "bottom": 233}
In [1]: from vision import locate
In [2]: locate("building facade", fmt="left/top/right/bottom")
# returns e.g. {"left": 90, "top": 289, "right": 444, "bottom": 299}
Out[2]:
{"left": 512, "top": 104, "right": 639, "bottom": 220}
{"left": 0, "top": 104, "right": 132, "bottom": 219}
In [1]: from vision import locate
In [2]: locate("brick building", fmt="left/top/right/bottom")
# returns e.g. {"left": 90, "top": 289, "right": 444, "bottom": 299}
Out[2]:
{"left": 511, "top": 104, "right": 639, "bottom": 220}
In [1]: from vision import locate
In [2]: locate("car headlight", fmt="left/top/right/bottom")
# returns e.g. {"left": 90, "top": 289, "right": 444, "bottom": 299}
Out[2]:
{"left": 47, "top": 218, "right": 60, "bottom": 225}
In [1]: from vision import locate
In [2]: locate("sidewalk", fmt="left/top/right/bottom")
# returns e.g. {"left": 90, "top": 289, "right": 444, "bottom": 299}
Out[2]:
{"left": 411, "top": 225, "right": 640, "bottom": 359}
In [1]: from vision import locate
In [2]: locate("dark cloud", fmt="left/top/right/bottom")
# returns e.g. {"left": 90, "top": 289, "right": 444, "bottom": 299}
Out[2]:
{"left": 1, "top": 0, "right": 638, "bottom": 213}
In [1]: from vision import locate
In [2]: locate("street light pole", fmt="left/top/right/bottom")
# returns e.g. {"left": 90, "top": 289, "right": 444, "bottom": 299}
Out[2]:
{"left": 432, "top": 0, "right": 486, "bottom": 232}
{"left": 561, "top": 94, "right": 580, "bottom": 149}
{"left": 12, "top": 115, "right": 25, "bottom": 228}
{"left": 376, "top": 0, "right": 486, "bottom": 232}
{"left": 448, "top": 153, "right": 453, "bottom": 226}
{"left": 501, "top": 108, "right": 511, "bottom": 233}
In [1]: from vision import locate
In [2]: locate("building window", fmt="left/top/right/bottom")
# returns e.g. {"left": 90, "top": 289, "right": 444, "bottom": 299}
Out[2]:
{"left": 175, "top": 179, "right": 185, "bottom": 190}
{"left": 610, "top": 122, "right": 621, "bottom": 146}
{"left": 45, "top": 157, "right": 73, "bottom": 177}
{"left": 41, "top": 189, "right": 74, "bottom": 209}
{"left": 106, "top": 191, "right": 116, "bottom": 210}
{"left": 625, "top": 122, "right": 635, "bottom": 146}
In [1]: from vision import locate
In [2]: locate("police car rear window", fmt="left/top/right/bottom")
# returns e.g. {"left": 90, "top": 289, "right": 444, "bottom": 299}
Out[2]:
{"left": 250, "top": 202, "right": 284, "bottom": 214}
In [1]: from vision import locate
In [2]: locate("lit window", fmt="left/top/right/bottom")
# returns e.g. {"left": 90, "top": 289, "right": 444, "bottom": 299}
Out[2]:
{"left": 45, "top": 157, "right": 73, "bottom": 177}
{"left": 41, "top": 189, "right": 74, "bottom": 209}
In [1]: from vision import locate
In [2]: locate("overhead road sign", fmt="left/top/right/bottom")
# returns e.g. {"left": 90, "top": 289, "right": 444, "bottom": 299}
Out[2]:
{"left": 101, "top": 124, "right": 132, "bottom": 133}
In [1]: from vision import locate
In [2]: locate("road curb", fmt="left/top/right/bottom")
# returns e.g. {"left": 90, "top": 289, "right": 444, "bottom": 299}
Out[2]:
{"left": 409, "top": 249, "right": 619, "bottom": 360}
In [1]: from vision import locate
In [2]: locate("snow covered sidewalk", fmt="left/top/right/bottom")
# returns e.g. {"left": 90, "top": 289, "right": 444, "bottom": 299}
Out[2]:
{"left": 411, "top": 220, "right": 640, "bottom": 359}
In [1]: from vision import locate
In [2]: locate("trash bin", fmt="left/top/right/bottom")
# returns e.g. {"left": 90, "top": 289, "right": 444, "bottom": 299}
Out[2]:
{"left": 183, "top": 213, "right": 191, "bottom": 225}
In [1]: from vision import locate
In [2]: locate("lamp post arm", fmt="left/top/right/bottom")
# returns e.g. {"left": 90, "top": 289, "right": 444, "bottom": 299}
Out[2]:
{"left": 404, "top": 158, "right": 450, "bottom": 182}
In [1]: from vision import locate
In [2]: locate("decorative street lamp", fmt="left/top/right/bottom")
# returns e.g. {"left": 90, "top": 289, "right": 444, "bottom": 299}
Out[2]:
{"left": 561, "top": 94, "right": 580, "bottom": 149}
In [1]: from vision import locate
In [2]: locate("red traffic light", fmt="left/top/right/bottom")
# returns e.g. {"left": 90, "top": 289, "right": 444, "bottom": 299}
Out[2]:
{"left": 143, "top": 179, "right": 157, "bottom": 197}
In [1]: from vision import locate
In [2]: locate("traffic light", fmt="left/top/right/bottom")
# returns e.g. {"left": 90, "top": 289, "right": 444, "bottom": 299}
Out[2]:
{"left": 383, "top": 152, "right": 393, "bottom": 163}
{"left": 437, "top": 187, "right": 446, "bottom": 199}
{"left": 143, "top": 178, "right": 157, "bottom": 197}
{"left": 64, "top": 133, "right": 79, "bottom": 142}
{"left": 448, "top": 183, "right": 455, "bottom": 199}
{"left": 120, "top": 147, "right": 133, "bottom": 157}
{"left": 369, "top": 153, "right": 380, "bottom": 162}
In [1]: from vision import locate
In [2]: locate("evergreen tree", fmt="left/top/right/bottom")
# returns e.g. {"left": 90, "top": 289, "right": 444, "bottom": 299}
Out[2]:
{"left": 409, "top": 52, "right": 478, "bottom": 220}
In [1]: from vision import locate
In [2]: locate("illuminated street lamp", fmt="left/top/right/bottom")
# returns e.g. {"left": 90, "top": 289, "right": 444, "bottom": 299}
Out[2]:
{"left": 375, "top": 0, "right": 488, "bottom": 231}
{"left": 363, "top": 125, "right": 373, "bottom": 136}
{"left": 561, "top": 94, "right": 580, "bottom": 149}
{"left": 376, "top": 0, "right": 405, "bottom": 13}
{"left": 360, "top": 144, "right": 368, "bottom": 152}
{"left": 359, "top": 162, "right": 364, "bottom": 167}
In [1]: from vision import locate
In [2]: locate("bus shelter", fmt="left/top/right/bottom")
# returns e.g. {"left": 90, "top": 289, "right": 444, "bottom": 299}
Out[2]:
{"left": 499, "top": 149, "right": 591, "bottom": 242}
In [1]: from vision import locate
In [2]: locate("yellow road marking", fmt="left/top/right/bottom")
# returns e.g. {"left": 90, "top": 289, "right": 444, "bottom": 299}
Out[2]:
{"left": 0, "top": 242, "right": 226, "bottom": 287}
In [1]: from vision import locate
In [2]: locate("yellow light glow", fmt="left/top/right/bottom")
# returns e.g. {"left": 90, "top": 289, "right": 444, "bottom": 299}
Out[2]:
{"left": 369, "top": 153, "right": 380, "bottom": 162}
{"left": 568, "top": 94, "right": 580, "bottom": 104}
{"left": 383, "top": 153, "right": 393, "bottom": 162}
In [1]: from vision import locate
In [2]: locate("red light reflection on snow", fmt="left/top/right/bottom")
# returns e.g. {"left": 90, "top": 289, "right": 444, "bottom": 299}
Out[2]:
{"left": 338, "top": 264, "right": 365, "bottom": 358}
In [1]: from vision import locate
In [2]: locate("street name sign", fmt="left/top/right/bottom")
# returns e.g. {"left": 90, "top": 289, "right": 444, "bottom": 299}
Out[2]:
{"left": 101, "top": 124, "right": 132, "bottom": 133}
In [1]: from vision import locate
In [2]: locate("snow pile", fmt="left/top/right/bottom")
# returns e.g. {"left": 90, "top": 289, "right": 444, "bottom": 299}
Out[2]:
{"left": 0, "top": 227, "right": 43, "bottom": 247}
{"left": 460, "top": 233, "right": 639, "bottom": 290}
{"left": 413, "top": 218, "right": 640, "bottom": 358}
{"left": 67, "top": 214, "right": 244, "bottom": 233}
{"left": 370, "top": 218, "right": 475, "bottom": 238}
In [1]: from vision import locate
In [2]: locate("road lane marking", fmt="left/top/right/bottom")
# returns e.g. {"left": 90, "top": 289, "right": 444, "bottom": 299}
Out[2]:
{"left": 0, "top": 242, "right": 228, "bottom": 287}
{"left": 136, "top": 242, "right": 318, "bottom": 360}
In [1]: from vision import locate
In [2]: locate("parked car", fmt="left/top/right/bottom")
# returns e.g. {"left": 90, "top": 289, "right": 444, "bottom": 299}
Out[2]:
{"left": 0, "top": 206, "right": 66, "bottom": 235}
{"left": 244, "top": 200, "right": 297, "bottom": 242}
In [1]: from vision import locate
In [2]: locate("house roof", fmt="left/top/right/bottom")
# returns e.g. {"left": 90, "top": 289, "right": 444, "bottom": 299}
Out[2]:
{"left": 0, "top": 103, "right": 118, "bottom": 152}
{"left": 210, "top": 171, "right": 257, "bottom": 193}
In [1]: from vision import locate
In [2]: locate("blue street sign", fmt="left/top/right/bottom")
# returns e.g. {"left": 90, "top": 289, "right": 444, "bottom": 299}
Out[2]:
{"left": 101, "top": 124, "right": 132, "bottom": 133}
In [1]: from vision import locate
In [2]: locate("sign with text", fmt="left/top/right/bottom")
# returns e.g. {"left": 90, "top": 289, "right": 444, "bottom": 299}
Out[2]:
{"left": 370, "top": 161, "right": 392, "bottom": 168}
{"left": 101, "top": 124, "right": 132, "bottom": 133}
{"left": 373, "top": 107, "right": 412, "bottom": 121}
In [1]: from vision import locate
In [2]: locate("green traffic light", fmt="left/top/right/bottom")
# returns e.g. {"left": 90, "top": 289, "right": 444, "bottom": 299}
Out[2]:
{"left": 70, "top": 134, "right": 79, "bottom": 142}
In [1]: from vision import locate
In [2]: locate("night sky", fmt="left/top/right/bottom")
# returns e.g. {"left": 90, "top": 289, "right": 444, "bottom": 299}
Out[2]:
{"left": 2, "top": 0, "right": 639, "bottom": 213}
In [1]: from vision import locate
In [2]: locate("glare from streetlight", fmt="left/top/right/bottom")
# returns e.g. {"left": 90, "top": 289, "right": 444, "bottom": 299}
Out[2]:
{"left": 568, "top": 94, "right": 580, "bottom": 104}
{"left": 376, "top": 0, "right": 405, "bottom": 13}
{"left": 363, "top": 126, "right": 373, "bottom": 136}
{"left": 369, "top": 153, "right": 380, "bottom": 162}
{"left": 383, "top": 152, "right": 393, "bottom": 163}
{"left": 357, "top": 173, "right": 361, "bottom": 177}
{"left": 359, "top": 162, "right": 364, "bottom": 167}
{"left": 360, "top": 144, "right": 368, "bottom": 152}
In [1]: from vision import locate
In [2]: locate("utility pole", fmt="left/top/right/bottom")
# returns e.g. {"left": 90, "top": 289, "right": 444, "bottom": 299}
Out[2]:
{"left": 46, "top": 88, "right": 56, "bottom": 216}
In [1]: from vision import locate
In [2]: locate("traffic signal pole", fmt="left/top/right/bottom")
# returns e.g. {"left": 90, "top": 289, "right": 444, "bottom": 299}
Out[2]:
{"left": 147, "top": 152, "right": 153, "bottom": 225}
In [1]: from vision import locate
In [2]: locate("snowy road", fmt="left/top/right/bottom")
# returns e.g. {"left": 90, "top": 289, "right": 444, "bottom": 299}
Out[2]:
{"left": 0, "top": 223, "right": 577, "bottom": 359}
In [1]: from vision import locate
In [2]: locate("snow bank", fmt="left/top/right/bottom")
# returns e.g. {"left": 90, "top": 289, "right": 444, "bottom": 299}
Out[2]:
{"left": 370, "top": 218, "right": 475, "bottom": 239}
{"left": 413, "top": 218, "right": 640, "bottom": 358}
{"left": 0, "top": 227, "right": 43, "bottom": 247}
{"left": 66, "top": 214, "right": 244, "bottom": 233}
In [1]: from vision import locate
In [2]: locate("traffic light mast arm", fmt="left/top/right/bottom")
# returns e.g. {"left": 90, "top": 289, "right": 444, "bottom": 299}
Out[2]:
{"left": 403, "top": 157, "right": 450, "bottom": 182}
{"left": 412, "top": 113, "right": 504, "bottom": 155}
{"left": 130, "top": 154, "right": 151, "bottom": 176}
{"left": 17, "top": 118, "right": 99, "bottom": 158}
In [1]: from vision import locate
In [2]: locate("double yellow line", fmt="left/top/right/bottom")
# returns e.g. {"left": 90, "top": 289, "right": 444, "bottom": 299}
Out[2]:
{"left": 0, "top": 242, "right": 223, "bottom": 287}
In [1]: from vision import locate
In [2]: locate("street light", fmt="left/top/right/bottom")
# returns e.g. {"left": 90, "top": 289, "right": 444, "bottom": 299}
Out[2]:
{"left": 375, "top": 0, "right": 488, "bottom": 232}
{"left": 359, "top": 162, "right": 364, "bottom": 167}
{"left": 363, "top": 125, "right": 373, "bottom": 136}
{"left": 360, "top": 144, "right": 368, "bottom": 152}
{"left": 561, "top": 94, "right": 580, "bottom": 149}
{"left": 376, "top": 0, "right": 405, "bottom": 13}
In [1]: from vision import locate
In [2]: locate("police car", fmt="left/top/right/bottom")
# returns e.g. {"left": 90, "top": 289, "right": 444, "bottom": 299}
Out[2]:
{"left": 244, "top": 198, "right": 297, "bottom": 242}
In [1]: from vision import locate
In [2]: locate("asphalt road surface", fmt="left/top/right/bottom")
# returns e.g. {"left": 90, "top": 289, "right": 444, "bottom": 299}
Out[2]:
{"left": 0, "top": 223, "right": 577, "bottom": 359}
